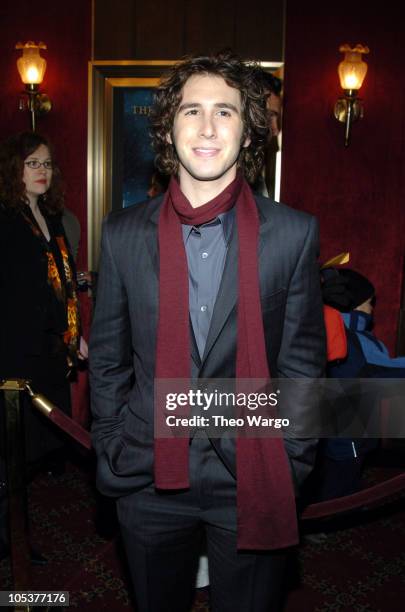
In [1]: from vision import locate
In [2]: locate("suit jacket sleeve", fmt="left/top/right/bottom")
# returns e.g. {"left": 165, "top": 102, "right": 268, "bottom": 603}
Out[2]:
{"left": 277, "top": 215, "right": 326, "bottom": 491}
{"left": 89, "top": 216, "right": 133, "bottom": 456}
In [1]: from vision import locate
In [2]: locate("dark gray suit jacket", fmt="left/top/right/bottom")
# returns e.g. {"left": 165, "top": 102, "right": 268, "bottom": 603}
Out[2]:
{"left": 89, "top": 194, "right": 326, "bottom": 497}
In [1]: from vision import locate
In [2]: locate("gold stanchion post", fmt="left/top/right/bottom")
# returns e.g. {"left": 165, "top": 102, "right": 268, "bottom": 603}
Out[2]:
{"left": 0, "top": 379, "right": 31, "bottom": 611}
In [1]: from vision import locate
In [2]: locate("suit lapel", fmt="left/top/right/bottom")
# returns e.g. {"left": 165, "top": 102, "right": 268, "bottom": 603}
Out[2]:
{"left": 190, "top": 317, "right": 201, "bottom": 369}
{"left": 144, "top": 197, "right": 163, "bottom": 278}
{"left": 201, "top": 224, "right": 238, "bottom": 364}
{"left": 258, "top": 197, "right": 271, "bottom": 257}
{"left": 201, "top": 196, "right": 273, "bottom": 367}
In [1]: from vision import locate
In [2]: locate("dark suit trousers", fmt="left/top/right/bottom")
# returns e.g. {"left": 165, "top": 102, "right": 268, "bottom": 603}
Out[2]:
{"left": 117, "top": 435, "right": 287, "bottom": 612}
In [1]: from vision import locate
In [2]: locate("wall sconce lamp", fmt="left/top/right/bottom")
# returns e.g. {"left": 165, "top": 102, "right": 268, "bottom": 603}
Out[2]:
{"left": 334, "top": 44, "right": 369, "bottom": 147}
{"left": 15, "top": 41, "right": 52, "bottom": 132}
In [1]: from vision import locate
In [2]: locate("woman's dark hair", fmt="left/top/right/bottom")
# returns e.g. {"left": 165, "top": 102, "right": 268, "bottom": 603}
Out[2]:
{"left": 150, "top": 51, "right": 269, "bottom": 184}
{"left": 0, "top": 131, "right": 64, "bottom": 215}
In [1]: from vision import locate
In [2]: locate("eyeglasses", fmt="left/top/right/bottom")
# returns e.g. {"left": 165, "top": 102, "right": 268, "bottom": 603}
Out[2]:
{"left": 24, "top": 160, "right": 53, "bottom": 170}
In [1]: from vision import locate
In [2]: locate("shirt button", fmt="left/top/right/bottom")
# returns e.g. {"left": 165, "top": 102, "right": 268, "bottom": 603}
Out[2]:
{"left": 200, "top": 305, "right": 208, "bottom": 312}
{"left": 201, "top": 252, "right": 208, "bottom": 259}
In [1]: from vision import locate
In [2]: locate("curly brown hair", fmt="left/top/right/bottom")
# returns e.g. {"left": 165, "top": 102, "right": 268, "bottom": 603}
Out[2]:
{"left": 0, "top": 132, "right": 64, "bottom": 215}
{"left": 150, "top": 52, "right": 269, "bottom": 184}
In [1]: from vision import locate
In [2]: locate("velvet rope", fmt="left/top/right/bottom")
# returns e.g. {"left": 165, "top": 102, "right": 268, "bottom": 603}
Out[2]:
{"left": 302, "top": 473, "right": 405, "bottom": 519}
{"left": 47, "top": 408, "right": 92, "bottom": 450}
{"left": 26, "top": 384, "right": 91, "bottom": 449}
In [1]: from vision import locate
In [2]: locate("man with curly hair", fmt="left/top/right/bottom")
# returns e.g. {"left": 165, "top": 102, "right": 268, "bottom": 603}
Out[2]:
{"left": 90, "top": 52, "right": 325, "bottom": 612}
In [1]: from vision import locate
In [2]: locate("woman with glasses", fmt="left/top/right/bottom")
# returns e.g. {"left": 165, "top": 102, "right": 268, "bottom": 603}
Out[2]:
{"left": 0, "top": 131, "right": 86, "bottom": 479}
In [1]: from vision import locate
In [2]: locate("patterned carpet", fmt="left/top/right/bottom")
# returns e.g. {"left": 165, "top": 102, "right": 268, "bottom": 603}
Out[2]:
{"left": 288, "top": 502, "right": 405, "bottom": 612}
{"left": 1, "top": 459, "right": 405, "bottom": 611}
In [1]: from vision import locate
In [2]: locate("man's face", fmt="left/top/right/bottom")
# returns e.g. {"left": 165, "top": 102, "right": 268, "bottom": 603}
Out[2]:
{"left": 169, "top": 74, "right": 250, "bottom": 191}
{"left": 355, "top": 297, "right": 374, "bottom": 315}
{"left": 266, "top": 92, "right": 282, "bottom": 138}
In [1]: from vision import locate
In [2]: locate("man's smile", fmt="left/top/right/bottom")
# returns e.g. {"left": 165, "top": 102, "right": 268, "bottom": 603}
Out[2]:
{"left": 192, "top": 147, "right": 220, "bottom": 157}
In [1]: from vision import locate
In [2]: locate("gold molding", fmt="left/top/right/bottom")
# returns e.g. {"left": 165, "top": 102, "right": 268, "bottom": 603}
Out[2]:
{"left": 106, "top": 77, "right": 160, "bottom": 87}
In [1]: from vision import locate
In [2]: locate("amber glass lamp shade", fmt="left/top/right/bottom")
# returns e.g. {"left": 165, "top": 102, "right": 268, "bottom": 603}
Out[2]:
{"left": 338, "top": 44, "right": 369, "bottom": 91}
{"left": 16, "top": 41, "right": 47, "bottom": 85}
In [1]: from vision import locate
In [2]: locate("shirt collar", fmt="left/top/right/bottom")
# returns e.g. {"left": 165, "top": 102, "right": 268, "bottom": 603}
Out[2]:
{"left": 181, "top": 208, "right": 234, "bottom": 245}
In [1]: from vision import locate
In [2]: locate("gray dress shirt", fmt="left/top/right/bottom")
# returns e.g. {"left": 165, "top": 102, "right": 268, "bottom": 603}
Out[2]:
{"left": 182, "top": 210, "right": 234, "bottom": 359}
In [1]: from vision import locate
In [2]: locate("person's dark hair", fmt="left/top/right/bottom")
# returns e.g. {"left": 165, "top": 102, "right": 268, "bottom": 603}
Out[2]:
{"left": 150, "top": 51, "right": 269, "bottom": 184}
{"left": 0, "top": 131, "right": 64, "bottom": 215}
{"left": 253, "top": 68, "right": 282, "bottom": 97}
{"left": 321, "top": 267, "right": 375, "bottom": 312}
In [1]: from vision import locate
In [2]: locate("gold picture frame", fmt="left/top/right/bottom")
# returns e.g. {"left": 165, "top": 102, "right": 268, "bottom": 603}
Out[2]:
{"left": 87, "top": 60, "right": 176, "bottom": 269}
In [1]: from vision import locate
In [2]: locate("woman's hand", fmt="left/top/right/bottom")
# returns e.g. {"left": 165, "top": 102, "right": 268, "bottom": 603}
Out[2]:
{"left": 78, "top": 336, "right": 89, "bottom": 360}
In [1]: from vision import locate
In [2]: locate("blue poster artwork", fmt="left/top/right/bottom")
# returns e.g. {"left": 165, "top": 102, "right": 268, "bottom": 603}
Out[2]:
{"left": 115, "top": 87, "right": 156, "bottom": 209}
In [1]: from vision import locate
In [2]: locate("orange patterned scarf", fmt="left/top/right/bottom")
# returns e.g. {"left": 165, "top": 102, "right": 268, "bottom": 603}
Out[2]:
{"left": 23, "top": 209, "right": 80, "bottom": 360}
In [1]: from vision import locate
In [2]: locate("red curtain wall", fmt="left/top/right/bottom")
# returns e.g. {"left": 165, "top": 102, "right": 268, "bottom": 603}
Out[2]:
{"left": 0, "top": 0, "right": 91, "bottom": 270}
{"left": 281, "top": 2, "right": 405, "bottom": 352}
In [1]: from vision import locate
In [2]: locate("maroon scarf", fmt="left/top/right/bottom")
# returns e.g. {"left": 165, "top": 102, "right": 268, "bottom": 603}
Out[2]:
{"left": 155, "top": 173, "right": 298, "bottom": 549}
